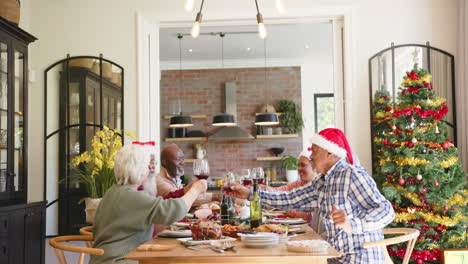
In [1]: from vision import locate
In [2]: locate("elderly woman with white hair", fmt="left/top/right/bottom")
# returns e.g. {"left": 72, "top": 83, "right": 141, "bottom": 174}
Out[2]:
{"left": 90, "top": 144, "right": 207, "bottom": 264}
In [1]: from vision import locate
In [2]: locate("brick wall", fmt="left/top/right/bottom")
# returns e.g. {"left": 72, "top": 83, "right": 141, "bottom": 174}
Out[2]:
{"left": 160, "top": 67, "right": 302, "bottom": 180}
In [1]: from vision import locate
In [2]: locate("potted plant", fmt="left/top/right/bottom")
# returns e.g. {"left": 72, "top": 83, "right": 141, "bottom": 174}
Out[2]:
{"left": 278, "top": 100, "right": 303, "bottom": 134}
{"left": 281, "top": 155, "right": 299, "bottom": 183}
{"left": 65, "top": 126, "right": 135, "bottom": 223}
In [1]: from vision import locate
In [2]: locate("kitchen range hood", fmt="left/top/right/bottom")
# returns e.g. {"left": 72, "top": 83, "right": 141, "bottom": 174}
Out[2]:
{"left": 209, "top": 82, "right": 254, "bottom": 140}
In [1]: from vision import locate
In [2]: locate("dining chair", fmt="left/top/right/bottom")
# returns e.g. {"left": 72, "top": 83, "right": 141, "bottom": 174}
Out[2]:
{"left": 79, "top": 225, "right": 94, "bottom": 247}
{"left": 362, "top": 228, "right": 420, "bottom": 264}
{"left": 49, "top": 235, "right": 104, "bottom": 264}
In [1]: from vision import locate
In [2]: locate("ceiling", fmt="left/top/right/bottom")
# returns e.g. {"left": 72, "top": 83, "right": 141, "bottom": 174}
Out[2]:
{"left": 159, "top": 23, "right": 334, "bottom": 65}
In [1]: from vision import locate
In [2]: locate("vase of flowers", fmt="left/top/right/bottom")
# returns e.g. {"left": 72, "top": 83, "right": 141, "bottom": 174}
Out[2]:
{"left": 67, "top": 126, "right": 135, "bottom": 223}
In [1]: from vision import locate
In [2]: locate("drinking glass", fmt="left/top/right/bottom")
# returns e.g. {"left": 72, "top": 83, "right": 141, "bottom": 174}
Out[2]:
{"left": 252, "top": 167, "right": 265, "bottom": 185}
{"left": 193, "top": 159, "right": 210, "bottom": 180}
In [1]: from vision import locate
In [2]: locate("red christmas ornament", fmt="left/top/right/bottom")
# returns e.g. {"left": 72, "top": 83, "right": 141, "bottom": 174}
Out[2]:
{"left": 398, "top": 178, "right": 405, "bottom": 185}
{"left": 444, "top": 206, "right": 449, "bottom": 211}
{"left": 434, "top": 182, "right": 439, "bottom": 187}
{"left": 417, "top": 259, "right": 423, "bottom": 264}
{"left": 441, "top": 141, "right": 453, "bottom": 149}
{"left": 408, "top": 142, "right": 415, "bottom": 148}
{"left": 383, "top": 139, "right": 389, "bottom": 145}
{"left": 410, "top": 117, "right": 415, "bottom": 122}
{"left": 387, "top": 145, "right": 392, "bottom": 149}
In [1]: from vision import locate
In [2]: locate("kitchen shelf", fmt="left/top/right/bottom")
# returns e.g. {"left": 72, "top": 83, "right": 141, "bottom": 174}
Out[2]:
{"left": 163, "top": 114, "right": 207, "bottom": 120}
{"left": 184, "top": 159, "right": 196, "bottom": 163}
{"left": 164, "top": 137, "right": 208, "bottom": 142}
{"left": 255, "top": 134, "right": 298, "bottom": 139}
{"left": 256, "top": 156, "right": 282, "bottom": 161}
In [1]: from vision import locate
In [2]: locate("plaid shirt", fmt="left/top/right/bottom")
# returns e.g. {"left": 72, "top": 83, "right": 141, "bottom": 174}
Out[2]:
{"left": 259, "top": 159, "right": 394, "bottom": 263}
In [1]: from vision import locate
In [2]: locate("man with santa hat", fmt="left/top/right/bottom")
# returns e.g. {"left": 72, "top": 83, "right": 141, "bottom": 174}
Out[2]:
{"left": 225, "top": 128, "right": 394, "bottom": 264}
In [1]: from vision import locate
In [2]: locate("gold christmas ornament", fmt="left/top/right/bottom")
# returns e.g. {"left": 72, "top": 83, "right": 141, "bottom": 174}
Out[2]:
{"left": 417, "top": 174, "right": 423, "bottom": 180}
{"left": 392, "top": 125, "right": 397, "bottom": 130}
{"left": 412, "top": 137, "right": 418, "bottom": 144}
{"left": 435, "top": 125, "right": 440, "bottom": 134}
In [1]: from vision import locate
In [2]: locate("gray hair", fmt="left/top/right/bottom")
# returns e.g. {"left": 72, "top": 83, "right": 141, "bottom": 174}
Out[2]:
{"left": 114, "top": 144, "right": 153, "bottom": 185}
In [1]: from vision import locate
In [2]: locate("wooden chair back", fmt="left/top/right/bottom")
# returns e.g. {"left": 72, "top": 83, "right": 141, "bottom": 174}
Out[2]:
{"left": 79, "top": 225, "right": 94, "bottom": 247}
{"left": 49, "top": 235, "right": 104, "bottom": 264}
{"left": 362, "top": 228, "right": 420, "bottom": 264}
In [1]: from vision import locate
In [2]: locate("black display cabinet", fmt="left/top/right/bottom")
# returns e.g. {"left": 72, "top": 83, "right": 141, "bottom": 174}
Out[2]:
{"left": 45, "top": 55, "right": 124, "bottom": 235}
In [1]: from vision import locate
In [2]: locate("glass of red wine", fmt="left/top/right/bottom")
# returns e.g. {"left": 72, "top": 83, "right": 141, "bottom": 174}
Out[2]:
{"left": 222, "top": 172, "right": 235, "bottom": 193}
{"left": 252, "top": 167, "right": 265, "bottom": 185}
{"left": 193, "top": 159, "right": 210, "bottom": 180}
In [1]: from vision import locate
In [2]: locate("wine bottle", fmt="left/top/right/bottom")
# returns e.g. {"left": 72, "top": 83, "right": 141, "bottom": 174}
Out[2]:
{"left": 220, "top": 194, "right": 229, "bottom": 225}
{"left": 250, "top": 179, "right": 262, "bottom": 228}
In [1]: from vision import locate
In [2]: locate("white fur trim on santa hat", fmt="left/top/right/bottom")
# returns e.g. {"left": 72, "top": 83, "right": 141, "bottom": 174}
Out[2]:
{"left": 309, "top": 134, "right": 347, "bottom": 159}
{"left": 298, "top": 150, "right": 312, "bottom": 160}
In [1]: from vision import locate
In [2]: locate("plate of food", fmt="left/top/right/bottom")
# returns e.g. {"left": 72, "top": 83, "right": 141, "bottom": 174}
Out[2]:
{"left": 158, "top": 230, "right": 192, "bottom": 238}
{"left": 270, "top": 218, "right": 306, "bottom": 225}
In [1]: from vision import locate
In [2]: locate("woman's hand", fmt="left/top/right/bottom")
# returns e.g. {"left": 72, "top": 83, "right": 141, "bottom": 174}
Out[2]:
{"left": 224, "top": 182, "right": 250, "bottom": 199}
{"left": 181, "top": 180, "right": 207, "bottom": 208}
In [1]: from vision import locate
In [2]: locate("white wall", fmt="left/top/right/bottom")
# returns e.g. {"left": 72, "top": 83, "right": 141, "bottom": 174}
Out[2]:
{"left": 21, "top": 0, "right": 460, "bottom": 203}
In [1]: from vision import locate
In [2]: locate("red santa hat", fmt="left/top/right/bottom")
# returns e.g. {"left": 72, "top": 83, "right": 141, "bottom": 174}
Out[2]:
{"left": 309, "top": 128, "right": 354, "bottom": 165}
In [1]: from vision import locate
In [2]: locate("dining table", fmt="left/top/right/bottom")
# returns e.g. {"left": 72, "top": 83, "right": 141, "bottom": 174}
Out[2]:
{"left": 124, "top": 227, "right": 342, "bottom": 264}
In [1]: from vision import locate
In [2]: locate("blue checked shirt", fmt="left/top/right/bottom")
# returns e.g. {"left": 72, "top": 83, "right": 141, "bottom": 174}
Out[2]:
{"left": 258, "top": 159, "right": 394, "bottom": 263}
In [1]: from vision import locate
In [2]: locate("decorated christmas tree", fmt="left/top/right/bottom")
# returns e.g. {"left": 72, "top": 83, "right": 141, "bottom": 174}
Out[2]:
{"left": 371, "top": 64, "right": 468, "bottom": 263}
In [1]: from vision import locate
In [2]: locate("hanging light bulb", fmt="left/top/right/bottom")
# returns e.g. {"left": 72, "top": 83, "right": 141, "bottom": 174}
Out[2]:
{"left": 191, "top": 13, "right": 202, "bottom": 38}
{"left": 191, "top": 0, "right": 204, "bottom": 38}
{"left": 275, "top": 0, "right": 285, "bottom": 14}
{"left": 255, "top": 0, "right": 267, "bottom": 39}
{"left": 184, "top": 0, "right": 194, "bottom": 12}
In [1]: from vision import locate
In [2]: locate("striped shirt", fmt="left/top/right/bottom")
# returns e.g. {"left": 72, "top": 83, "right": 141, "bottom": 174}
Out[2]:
{"left": 258, "top": 159, "right": 394, "bottom": 263}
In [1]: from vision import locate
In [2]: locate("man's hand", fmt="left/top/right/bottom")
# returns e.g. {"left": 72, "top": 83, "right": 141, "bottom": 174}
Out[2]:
{"left": 224, "top": 182, "right": 250, "bottom": 200}
{"left": 330, "top": 205, "right": 352, "bottom": 232}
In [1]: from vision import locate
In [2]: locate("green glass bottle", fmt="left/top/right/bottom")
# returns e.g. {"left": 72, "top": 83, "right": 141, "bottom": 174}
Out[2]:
{"left": 250, "top": 179, "right": 262, "bottom": 228}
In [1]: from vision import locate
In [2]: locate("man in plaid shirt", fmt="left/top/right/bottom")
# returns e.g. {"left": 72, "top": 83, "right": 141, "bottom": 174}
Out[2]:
{"left": 227, "top": 128, "right": 394, "bottom": 263}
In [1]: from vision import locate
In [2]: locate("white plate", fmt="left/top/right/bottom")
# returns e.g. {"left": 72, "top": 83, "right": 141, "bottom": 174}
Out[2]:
{"left": 177, "top": 236, "right": 236, "bottom": 246}
{"left": 271, "top": 218, "right": 306, "bottom": 225}
{"left": 263, "top": 212, "right": 287, "bottom": 216}
{"left": 158, "top": 230, "right": 192, "bottom": 238}
{"left": 173, "top": 222, "right": 191, "bottom": 227}
{"left": 238, "top": 232, "right": 279, "bottom": 239}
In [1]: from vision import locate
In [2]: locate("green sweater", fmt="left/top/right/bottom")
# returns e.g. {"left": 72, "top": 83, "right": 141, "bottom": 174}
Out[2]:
{"left": 90, "top": 184, "right": 188, "bottom": 264}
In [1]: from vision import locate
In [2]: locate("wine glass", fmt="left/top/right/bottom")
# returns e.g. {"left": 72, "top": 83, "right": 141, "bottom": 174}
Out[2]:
{"left": 193, "top": 159, "right": 210, "bottom": 180}
{"left": 240, "top": 168, "right": 253, "bottom": 186}
{"left": 252, "top": 167, "right": 265, "bottom": 185}
{"left": 222, "top": 172, "right": 235, "bottom": 192}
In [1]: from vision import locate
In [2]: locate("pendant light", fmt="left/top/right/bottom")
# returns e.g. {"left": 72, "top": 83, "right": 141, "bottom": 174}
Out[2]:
{"left": 170, "top": 34, "right": 194, "bottom": 128}
{"left": 213, "top": 33, "right": 237, "bottom": 127}
{"left": 254, "top": 0, "right": 267, "bottom": 39}
{"left": 191, "top": 0, "right": 205, "bottom": 38}
{"left": 255, "top": 38, "right": 279, "bottom": 126}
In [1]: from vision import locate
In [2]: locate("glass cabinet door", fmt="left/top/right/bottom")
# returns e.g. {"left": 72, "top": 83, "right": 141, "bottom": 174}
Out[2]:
{"left": 14, "top": 49, "right": 24, "bottom": 193}
{"left": 0, "top": 41, "right": 7, "bottom": 193}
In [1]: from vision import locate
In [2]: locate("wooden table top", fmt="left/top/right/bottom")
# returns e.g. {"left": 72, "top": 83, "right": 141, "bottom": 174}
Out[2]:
{"left": 125, "top": 227, "right": 341, "bottom": 263}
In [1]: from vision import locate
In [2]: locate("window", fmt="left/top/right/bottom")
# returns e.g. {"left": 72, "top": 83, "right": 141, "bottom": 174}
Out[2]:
{"left": 314, "top": 93, "right": 335, "bottom": 133}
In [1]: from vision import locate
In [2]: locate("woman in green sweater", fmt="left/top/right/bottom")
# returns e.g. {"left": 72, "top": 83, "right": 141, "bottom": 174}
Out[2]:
{"left": 90, "top": 144, "right": 207, "bottom": 264}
